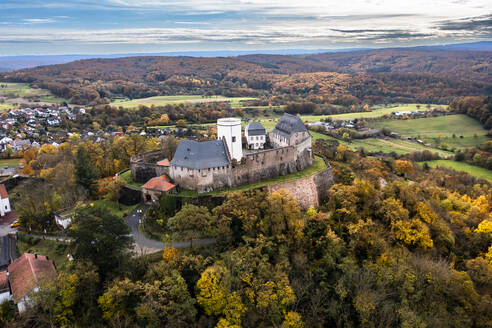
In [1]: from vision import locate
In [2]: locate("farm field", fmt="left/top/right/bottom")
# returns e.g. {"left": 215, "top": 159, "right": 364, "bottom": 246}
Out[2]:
{"left": 310, "top": 131, "right": 453, "bottom": 157}
{"left": 423, "top": 160, "right": 492, "bottom": 182}
{"left": 369, "top": 114, "right": 490, "bottom": 149}
{"left": 0, "top": 82, "right": 66, "bottom": 105}
{"left": 0, "top": 158, "right": 20, "bottom": 167}
{"left": 302, "top": 103, "right": 444, "bottom": 122}
{"left": 110, "top": 95, "right": 255, "bottom": 108}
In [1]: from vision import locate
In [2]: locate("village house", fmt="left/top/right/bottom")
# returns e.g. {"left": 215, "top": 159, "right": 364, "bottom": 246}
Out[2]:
{"left": 245, "top": 122, "right": 266, "bottom": 150}
{"left": 0, "top": 184, "right": 11, "bottom": 217}
{"left": 4, "top": 253, "right": 57, "bottom": 312}
{"left": 141, "top": 174, "right": 177, "bottom": 202}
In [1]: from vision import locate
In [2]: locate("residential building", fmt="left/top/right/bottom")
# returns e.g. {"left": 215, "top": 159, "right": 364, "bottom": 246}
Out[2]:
{"left": 245, "top": 122, "right": 266, "bottom": 150}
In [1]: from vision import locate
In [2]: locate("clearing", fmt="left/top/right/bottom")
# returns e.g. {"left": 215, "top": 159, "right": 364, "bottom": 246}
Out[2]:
{"left": 110, "top": 95, "right": 255, "bottom": 108}
{"left": 423, "top": 160, "right": 492, "bottom": 182}
{"left": 369, "top": 114, "right": 490, "bottom": 149}
{"left": 120, "top": 170, "right": 144, "bottom": 189}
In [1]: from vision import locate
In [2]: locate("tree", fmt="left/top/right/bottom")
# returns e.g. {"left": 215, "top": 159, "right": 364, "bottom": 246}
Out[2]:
{"left": 176, "top": 119, "right": 186, "bottom": 128}
{"left": 392, "top": 219, "right": 433, "bottom": 250}
{"left": 74, "top": 145, "right": 99, "bottom": 194}
{"left": 395, "top": 160, "right": 414, "bottom": 177}
{"left": 97, "top": 176, "right": 125, "bottom": 201}
{"left": 14, "top": 180, "right": 57, "bottom": 231}
{"left": 68, "top": 205, "right": 133, "bottom": 280}
{"left": 167, "top": 204, "right": 215, "bottom": 247}
{"left": 136, "top": 271, "right": 197, "bottom": 328}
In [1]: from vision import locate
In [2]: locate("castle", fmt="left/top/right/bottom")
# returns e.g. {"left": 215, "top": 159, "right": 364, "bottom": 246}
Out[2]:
{"left": 135, "top": 113, "right": 313, "bottom": 200}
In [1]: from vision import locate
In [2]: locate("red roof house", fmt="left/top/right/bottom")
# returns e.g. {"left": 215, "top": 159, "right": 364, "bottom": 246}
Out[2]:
{"left": 8, "top": 253, "right": 57, "bottom": 308}
{"left": 157, "top": 158, "right": 170, "bottom": 167}
{"left": 142, "top": 175, "right": 176, "bottom": 202}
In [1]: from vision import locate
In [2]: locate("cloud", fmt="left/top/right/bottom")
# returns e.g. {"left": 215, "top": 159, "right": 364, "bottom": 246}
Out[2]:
{"left": 22, "top": 18, "right": 56, "bottom": 24}
{"left": 437, "top": 14, "right": 492, "bottom": 32}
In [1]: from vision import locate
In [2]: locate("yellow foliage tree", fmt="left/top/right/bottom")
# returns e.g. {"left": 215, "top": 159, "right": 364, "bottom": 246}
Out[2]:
{"left": 283, "top": 311, "right": 304, "bottom": 328}
{"left": 414, "top": 202, "right": 438, "bottom": 224}
{"left": 475, "top": 219, "right": 492, "bottom": 237}
{"left": 392, "top": 219, "right": 433, "bottom": 250}
{"left": 395, "top": 160, "right": 414, "bottom": 177}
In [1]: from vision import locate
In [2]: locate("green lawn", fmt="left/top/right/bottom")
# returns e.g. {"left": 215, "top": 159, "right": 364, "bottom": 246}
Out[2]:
{"left": 17, "top": 233, "right": 71, "bottom": 268}
{"left": 120, "top": 170, "right": 144, "bottom": 188}
{"left": 423, "top": 160, "right": 492, "bottom": 182}
{"left": 310, "top": 131, "right": 453, "bottom": 157}
{"left": 176, "top": 155, "right": 328, "bottom": 196}
{"left": 369, "top": 115, "right": 490, "bottom": 149}
{"left": 110, "top": 95, "right": 256, "bottom": 108}
{"left": 0, "top": 158, "right": 20, "bottom": 167}
{"left": 92, "top": 199, "right": 139, "bottom": 218}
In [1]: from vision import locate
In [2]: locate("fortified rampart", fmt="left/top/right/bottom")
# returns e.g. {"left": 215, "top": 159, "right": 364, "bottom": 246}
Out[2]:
{"left": 130, "top": 149, "right": 169, "bottom": 183}
{"left": 232, "top": 146, "right": 312, "bottom": 187}
{"left": 267, "top": 165, "right": 334, "bottom": 209}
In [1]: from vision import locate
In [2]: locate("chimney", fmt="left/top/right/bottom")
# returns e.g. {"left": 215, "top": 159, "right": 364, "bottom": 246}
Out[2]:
{"left": 34, "top": 253, "right": 37, "bottom": 259}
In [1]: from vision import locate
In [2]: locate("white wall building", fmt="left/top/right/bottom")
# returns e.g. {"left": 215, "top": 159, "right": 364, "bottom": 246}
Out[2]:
{"left": 217, "top": 118, "right": 243, "bottom": 162}
{"left": 0, "top": 184, "right": 11, "bottom": 217}
{"left": 245, "top": 122, "right": 266, "bottom": 150}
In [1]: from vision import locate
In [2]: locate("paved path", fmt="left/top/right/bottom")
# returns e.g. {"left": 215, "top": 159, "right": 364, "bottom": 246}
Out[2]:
{"left": 124, "top": 205, "right": 216, "bottom": 254}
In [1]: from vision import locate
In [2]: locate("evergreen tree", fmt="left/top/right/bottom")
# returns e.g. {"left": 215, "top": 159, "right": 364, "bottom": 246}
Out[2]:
{"left": 74, "top": 145, "right": 99, "bottom": 194}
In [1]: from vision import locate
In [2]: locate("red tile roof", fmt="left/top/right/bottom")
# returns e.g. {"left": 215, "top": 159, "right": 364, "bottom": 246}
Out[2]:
{"left": 142, "top": 175, "right": 176, "bottom": 192}
{"left": 0, "top": 184, "right": 7, "bottom": 200}
{"left": 157, "top": 159, "right": 170, "bottom": 166}
{"left": 8, "top": 253, "right": 57, "bottom": 303}
{"left": 0, "top": 271, "right": 8, "bottom": 292}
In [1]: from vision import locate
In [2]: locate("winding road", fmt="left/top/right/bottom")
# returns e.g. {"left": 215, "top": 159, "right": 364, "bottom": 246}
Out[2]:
{"left": 124, "top": 205, "right": 216, "bottom": 254}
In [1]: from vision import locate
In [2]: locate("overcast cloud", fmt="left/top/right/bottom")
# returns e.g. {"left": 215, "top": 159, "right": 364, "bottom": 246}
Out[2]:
{"left": 0, "top": 0, "right": 490, "bottom": 55}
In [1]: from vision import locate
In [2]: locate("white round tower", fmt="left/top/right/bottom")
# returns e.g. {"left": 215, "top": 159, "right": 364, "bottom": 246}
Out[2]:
{"left": 217, "top": 117, "right": 243, "bottom": 162}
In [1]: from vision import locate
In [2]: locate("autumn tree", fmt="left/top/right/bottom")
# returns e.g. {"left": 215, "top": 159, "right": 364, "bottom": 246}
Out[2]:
{"left": 167, "top": 204, "right": 216, "bottom": 247}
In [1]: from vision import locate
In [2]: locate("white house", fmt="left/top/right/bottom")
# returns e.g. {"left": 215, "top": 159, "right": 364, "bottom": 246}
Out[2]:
{"left": 0, "top": 184, "right": 11, "bottom": 217}
{"left": 0, "top": 271, "right": 10, "bottom": 304}
{"left": 245, "top": 122, "right": 266, "bottom": 150}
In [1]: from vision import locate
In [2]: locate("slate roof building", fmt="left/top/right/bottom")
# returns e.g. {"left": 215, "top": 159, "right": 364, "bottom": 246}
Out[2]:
{"left": 245, "top": 122, "right": 266, "bottom": 150}
{"left": 269, "top": 113, "right": 312, "bottom": 153}
{"left": 169, "top": 139, "right": 232, "bottom": 193}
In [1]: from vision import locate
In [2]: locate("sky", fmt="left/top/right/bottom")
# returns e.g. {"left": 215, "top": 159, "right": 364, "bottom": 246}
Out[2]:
{"left": 0, "top": 0, "right": 491, "bottom": 56}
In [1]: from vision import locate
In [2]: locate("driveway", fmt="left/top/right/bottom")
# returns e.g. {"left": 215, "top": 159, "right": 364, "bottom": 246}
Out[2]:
{"left": 124, "top": 205, "right": 216, "bottom": 254}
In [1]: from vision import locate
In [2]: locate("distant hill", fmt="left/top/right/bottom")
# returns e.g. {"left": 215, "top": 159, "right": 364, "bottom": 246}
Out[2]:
{"left": 1, "top": 46, "right": 490, "bottom": 105}
{"left": 0, "top": 41, "right": 489, "bottom": 71}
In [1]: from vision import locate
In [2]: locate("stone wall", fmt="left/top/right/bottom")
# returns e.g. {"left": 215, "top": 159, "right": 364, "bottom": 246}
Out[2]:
{"left": 130, "top": 149, "right": 169, "bottom": 183}
{"left": 267, "top": 167, "right": 334, "bottom": 209}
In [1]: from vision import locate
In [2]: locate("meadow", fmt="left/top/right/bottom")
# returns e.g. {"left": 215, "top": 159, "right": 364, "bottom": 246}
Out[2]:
{"left": 110, "top": 95, "right": 255, "bottom": 108}
{"left": 369, "top": 114, "right": 490, "bottom": 149}
{"left": 302, "top": 103, "right": 444, "bottom": 122}
{"left": 423, "top": 160, "right": 492, "bottom": 182}
{"left": 310, "top": 131, "right": 453, "bottom": 157}
{"left": 0, "top": 82, "right": 66, "bottom": 105}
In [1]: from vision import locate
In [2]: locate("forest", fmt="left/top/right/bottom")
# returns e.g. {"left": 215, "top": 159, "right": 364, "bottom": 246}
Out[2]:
{"left": 1, "top": 50, "right": 491, "bottom": 106}
{"left": 1, "top": 134, "right": 491, "bottom": 327}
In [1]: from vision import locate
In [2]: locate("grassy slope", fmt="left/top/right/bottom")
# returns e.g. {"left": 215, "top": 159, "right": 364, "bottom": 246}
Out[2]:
{"left": 310, "top": 131, "right": 453, "bottom": 157}
{"left": 369, "top": 115, "right": 490, "bottom": 149}
{"left": 17, "top": 234, "right": 70, "bottom": 267}
{"left": 423, "top": 160, "right": 492, "bottom": 182}
{"left": 93, "top": 199, "right": 139, "bottom": 218}
{"left": 120, "top": 170, "right": 144, "bottom": 188}
{"left": 110, "top": 95, "right": 255, "bottom": 108}
{"left": 0, "top": 158, "right": 20, "bottom": 167}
